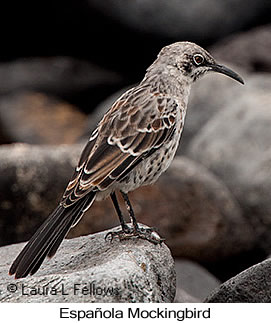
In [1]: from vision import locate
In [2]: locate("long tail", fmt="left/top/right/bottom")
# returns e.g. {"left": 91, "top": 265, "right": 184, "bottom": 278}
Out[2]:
{"left": 9, "top": 192, "right": 96, "bottom": 279}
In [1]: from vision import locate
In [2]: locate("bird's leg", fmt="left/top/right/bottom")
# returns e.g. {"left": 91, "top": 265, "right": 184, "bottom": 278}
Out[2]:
{"left": 105, "top": 192, "right": 134, "bottom": 241}
{"left": 106, "top": 191, "right": 164, "bottom": 244}
{"left": 120, "top": 191, "right": 139, "bottom": 232}
{"left": 110, "top": 192, "right": 130, "bottom": 233}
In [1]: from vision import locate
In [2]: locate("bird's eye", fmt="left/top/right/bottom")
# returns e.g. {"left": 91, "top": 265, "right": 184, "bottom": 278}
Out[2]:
{"left": 193, "top": 54, "right": 204, "bottom": 66}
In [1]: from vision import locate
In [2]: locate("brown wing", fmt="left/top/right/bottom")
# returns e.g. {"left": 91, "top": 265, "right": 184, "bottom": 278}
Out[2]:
{"left": 61, "top": 85, "right": 178, "bottom": 207}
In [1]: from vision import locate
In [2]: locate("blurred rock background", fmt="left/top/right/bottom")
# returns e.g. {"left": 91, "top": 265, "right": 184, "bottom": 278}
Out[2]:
{"left": 1, "top": 0, "right": 271, "bottom": 302}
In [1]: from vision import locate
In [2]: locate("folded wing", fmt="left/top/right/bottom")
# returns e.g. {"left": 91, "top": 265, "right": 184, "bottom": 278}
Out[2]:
{"left": 61, "top": 86, "right": 178, "bottom": 207}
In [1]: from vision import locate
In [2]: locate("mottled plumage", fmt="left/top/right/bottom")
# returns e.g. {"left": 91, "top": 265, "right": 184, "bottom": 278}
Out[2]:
{"left": 9, "top": 42, "right": 244, "bottom": 278}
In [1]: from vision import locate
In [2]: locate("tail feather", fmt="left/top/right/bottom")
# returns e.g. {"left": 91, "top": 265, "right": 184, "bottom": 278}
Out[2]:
{"left": 46, "top": 194, "right": 96, "bottom": 259}
{"left": 27, "top": 213, "right": 76, "bottom": 277}
{"left": 9, "top": 192, "right": 96, "bottom": 279}
{"left": 9, "top": 205, "right": 66, "bottom": 273}
{"left": 47, "top": 215, "right": 78, "bottom": 259}
{"left": 23, "top": 212, "right": 76, "bottom": 277}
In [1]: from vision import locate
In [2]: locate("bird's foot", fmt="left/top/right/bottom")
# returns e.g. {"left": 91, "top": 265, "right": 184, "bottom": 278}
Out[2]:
{"left": 105, "top": 225, "right": 164, "bottom": 245}
{"left": 134, "top": 226, "right": 165, "bottom": 244}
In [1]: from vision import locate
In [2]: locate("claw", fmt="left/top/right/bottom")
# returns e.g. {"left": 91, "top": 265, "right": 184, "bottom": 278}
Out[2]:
{"left": 105, "top": 232, "right": 114, "bottom": 242}
{"left": 105, "top": 225, "right": 164, "bottom": 245}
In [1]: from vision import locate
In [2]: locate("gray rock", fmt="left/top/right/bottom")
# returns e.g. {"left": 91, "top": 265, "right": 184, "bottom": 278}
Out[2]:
{"left": 188, "top": 74, "right": 271, "bottom": 253}
{"left": 179, "top": 67, "right": 246, "bottom": 152}
{"left": 175, "top": 259, "right": 220, "bottom": 302}
{"left": 0, "top": 92, "right": 87, "bottom": 145}
{"left": 0, "top": 227, "right": 175, "bottom": 302}
{"left": 205, "top": 258, "right": 271, "bottom": 302}
{"left": 211, "top": 24, "right": 271, "bottom": 73}
{"left": 87, "top": 0, "right": 271, "bottom": 42}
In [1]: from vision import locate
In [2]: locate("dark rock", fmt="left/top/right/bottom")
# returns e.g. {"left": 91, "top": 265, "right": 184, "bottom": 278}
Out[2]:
{"left": 175, "top": 259, "right": 220, "bottom": 302}
{"left": 1, "top": 1, "right": 269, "bottom": 97}
{"left": 205, "top": 258, "right": 271, "bottom": 302}
{"left": 0, "top": 2, "right": 157, "bottom": 80}
{"left": 0, "top": 57, "right": 122, "bottom": 110}
{"left": 87, "top": 0, "right": 271, "bottom": 43}
{"left": 0, "top": 143, "right": 83, "bottom": 246}
{"left": 211, "top": 24, "right": 271, "bottom": 73}
{"left": 0, "top": 92, "right": 87, "bottom": 145}
{"left": 0, "top": 227, "right": 176, "bottom": 302}
{"left": 188, "top": 74, "right": 271, "bottom": 254}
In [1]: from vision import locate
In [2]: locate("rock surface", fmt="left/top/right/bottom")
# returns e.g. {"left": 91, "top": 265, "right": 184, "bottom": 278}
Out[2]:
{"left": 179, "top": 69, "right": 245, "bottom": 153}
{"left": 205, "top": 258, "right": 271, "bottom": 302}
{"left": 0, "top": 143, "right": 83, "bottom": 246}
{"left": 0, "top": 92, "right": 87, "bottom": 145}
{"left": 0, "top": 226, "right": 175, "bottom": 302}
{"left": 188, "top": 74, "right": 271, "bottom": 254}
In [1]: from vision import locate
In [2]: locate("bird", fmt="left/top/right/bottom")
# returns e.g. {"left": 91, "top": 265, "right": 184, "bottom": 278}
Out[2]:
{"left": 9, "top": 41, "right": 244, "bottom": 279}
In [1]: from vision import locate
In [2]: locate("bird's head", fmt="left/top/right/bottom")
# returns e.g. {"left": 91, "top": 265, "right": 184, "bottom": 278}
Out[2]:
{"left": 155, "top": 41, "right": 244, "bottom": 85}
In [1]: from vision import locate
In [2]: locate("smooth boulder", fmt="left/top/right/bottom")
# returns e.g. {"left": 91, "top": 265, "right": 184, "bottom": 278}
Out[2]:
{"left": 206, "top": 258, "right": 271, "bottom": 302}
{"left": 188, "top": 75, "right": 271, "bottom": 254}
{"left": 0, "top": 226, "right": 175, "bottom": 302}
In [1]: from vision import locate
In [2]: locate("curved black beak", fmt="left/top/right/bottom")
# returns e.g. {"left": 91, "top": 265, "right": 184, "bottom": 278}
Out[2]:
{"left": 210, "top": 63, "right": 244, "bottom": 84}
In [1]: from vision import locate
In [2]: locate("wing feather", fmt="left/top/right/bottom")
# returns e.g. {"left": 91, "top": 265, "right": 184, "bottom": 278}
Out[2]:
{"left": 61, "top": 87, "right": 179, "bottom": 207}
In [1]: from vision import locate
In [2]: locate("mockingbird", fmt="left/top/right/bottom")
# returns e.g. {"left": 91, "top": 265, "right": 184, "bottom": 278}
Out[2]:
{"left": 9, "top": 41, "right": 244, "bottom": 278}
